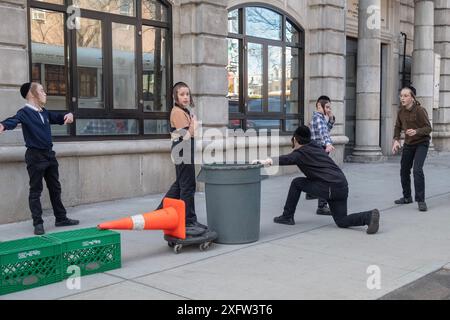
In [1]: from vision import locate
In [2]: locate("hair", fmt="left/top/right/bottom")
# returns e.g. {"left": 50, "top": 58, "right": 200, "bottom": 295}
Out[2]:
{"left": 401, "top": 86, "right": 421, "bottom": 107}
{"left": 316, "top": 95, "right": 331, "bottom": 109}
{"left": 29, "top": 82, "right": 41, "bottom": 97}
{"left": 292, "top": 125, "right": 311, "bottom": 146}
{"left": 173, "top": 82, "right": 194, "bottom": 108}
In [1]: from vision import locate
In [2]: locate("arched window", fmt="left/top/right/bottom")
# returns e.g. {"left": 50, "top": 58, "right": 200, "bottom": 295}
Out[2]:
{"left": 29, "top": 0, "right": 172, "bottom": 139}
{"left": 227, "top": 5, "right": 304, "bottom": 132}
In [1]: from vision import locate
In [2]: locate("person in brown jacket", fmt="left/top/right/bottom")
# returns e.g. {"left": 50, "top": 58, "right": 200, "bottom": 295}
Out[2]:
{"left": 392, "top": 86, "right": 432, "bottom": 211}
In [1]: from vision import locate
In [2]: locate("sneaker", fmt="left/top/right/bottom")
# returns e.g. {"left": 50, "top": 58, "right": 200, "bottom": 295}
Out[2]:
{"left": 34, "top": 224, "right": 45, "bottom": 235}
{"left": 192, "top": 221, "right": 208, "bottom": 229}
{"left": 316, "top": 206, "right": 331, "bottom": 215}
{"left": 305, "top": 194, "right": 317, "bottom": 200}
{"left": 55, "top": 218, "right": 79, "bottom": 227}
{"left": 366, "top": 209, "right": 380, "bottom": 235}
{"left": 185, "top": 226, "right": 206, "bottom": 237}
{"left": 186, "top": 221, "right": 208, "bottom": 229}
{"left": 394, "top": 197, "right": 413, "bottom": 204}
{"left": 273, "top": 215, "right": 295, "bottom": 225}
{"left": 418, "top": 201, "right": 428, "bottom": 212}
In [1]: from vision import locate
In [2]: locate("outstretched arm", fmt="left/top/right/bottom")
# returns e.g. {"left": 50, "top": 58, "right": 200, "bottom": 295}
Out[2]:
{"left": 253, "top": 151, "right": 300, "bottom": 167}
{"left": 1, "top": 113, "right": 22, "bottom": 132}
{"left": 48, "top": 111, "right": 70, "bottom": 125}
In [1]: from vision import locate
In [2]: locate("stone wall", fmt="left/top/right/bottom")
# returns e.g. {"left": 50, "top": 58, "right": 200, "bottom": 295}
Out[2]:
{"left": 0, "top": 0, "right": 29, "bottom": 145}
{"left": 308, "top": 0, "right": 349, "bottom": 156}
{"left": 433, "top": 0, "right": 450, "bottom": 150}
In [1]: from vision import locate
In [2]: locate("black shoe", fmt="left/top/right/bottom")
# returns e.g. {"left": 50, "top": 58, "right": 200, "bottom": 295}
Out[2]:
{"left": 185, "top": 226, "right": 206, "bottom": 237}
{"left": 186, "top": 221, "right": 208, "bottom": 229}
{"left": 316, "top": 206, "right": 331, "bottom": 215}
{"left": 305, "top": 194, "right": 317, "bottom": 200}
{"left": 273, "top": 215, "right": 295, "bottom": 225}
{"left": 34, "top": 224, "right": 45, "bottom": 235}
{"left": 366, "top": 209, "right": 380, "bottom": 235}
{"left": 394, "top": 197, "right": 413, "bottom": 204}
{"left": 192, "top": 221, "right": 208, "bottom": 229}
{"left": 418, "top": 201, "right": 428, "bottom": 212}
{"left": 55, "top": 218, "right": 79, "bottom": 227}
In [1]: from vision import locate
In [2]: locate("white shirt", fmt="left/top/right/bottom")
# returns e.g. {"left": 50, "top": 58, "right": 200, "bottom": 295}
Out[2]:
{"left": 25, "top": 103, "right": 45, "bottom": 124}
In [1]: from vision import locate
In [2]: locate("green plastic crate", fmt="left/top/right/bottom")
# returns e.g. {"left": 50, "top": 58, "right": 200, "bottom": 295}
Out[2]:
{"left": 0, "top": 236, "right": 62, "bottom": 295}
{"left": 44, "top": 228, "right": 121, "bottom": 279}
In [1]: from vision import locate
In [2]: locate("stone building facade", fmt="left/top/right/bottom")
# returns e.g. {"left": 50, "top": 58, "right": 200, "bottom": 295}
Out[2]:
{"left": 0, "top": 0, "right": 449, "bottom": 224}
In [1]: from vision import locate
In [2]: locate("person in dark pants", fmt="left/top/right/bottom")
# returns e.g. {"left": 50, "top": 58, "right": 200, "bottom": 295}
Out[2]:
{"left": 255, "top": 125, "right": 380, "bottom": 234}
{"left": 307, "top": 95, "right": 336, "bottom": 215}
{"left": 0, "top": 82, "right": 79, "bottom": 235}
{"left": 156, "top": 82, "right": 206, "bottom": 229}
{"left": 392, "top": 86, "right": 432, "bottom": 212}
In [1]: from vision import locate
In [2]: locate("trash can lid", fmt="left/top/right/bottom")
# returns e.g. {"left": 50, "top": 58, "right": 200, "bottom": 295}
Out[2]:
{"left": 201, "top": 163, "right": 264, "bottom": 170}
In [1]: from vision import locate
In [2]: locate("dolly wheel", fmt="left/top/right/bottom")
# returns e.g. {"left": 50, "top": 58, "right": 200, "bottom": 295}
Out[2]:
{"left": 199, "top": 242, "right": 210, "bottom": 251}
{"left": 174, "top": 244, "right": 182, "bottom": 254}
{"left": 168, "top": 241, "right": 176, "bottom": 248}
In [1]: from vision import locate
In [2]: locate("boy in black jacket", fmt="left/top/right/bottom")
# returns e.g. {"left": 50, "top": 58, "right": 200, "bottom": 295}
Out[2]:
{"left": 0, "top": 82, "right": 79, "bottom": 235}
{"left": 255, "top": 125, "right": 380, "bottom": 234}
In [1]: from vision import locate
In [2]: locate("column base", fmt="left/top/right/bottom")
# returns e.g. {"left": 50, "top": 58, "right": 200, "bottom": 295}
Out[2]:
{"left": 346, "top": 147, "right": 386, "bottom": 163}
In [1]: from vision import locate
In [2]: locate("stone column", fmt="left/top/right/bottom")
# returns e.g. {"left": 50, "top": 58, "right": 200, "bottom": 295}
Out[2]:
{"left": 411, "top": 0, "right": 434, "bottom": 146}
{"left": 308, "top": 0, "right": 349, "bottom": 166}
{"left": 0, "top": 0, "right": 28, "bottom": 146}
{"left": 175, "top": 0, "right": 228, "bottom": 130}
{"left": 0, "top": 0, "right": 30, "bottom": 224}
{"left": 349, "top": 0, "right": 385, "bottom": 162}
{"left": 433, "top": 0, "right": 450, "bottom": 150}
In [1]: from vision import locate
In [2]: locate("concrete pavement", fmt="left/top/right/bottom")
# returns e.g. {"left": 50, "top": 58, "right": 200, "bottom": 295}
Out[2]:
{"left": 1, "top": 152, "right": 450, "bottom": 300}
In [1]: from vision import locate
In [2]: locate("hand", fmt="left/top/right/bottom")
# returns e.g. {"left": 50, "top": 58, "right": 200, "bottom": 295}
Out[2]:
{"left": 326, "top": 109, "right": 334, "bottom": 120}
{"left": 405, "top": 129, "right": 417, "bottom": 137}
{"left": 325, "top": 144, "right": 335, "bottom": 153}
{"left": 0, "top": 123, "right": 4, "bottom": 134}
{"left": 392, "top": 140, "right": 401, "bottom": 154}
{"left": 251, "top": 158, "right": 273, "bottom": 167}
{"left": 64, "top": 113, "right": 74, "bottom": 125}
{"left": 262, "top": 158, "right": 273, "bottom": 167}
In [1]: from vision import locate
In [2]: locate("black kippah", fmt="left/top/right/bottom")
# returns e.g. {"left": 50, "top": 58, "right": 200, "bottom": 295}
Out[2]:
{"left": 408, "top": 85, "right": 417, "bottom": 96}
{"left": 294, "top": 125, "right": 311, "bottom": 139}
{"left": 20, "top": 82, "right": 32, "bottom": 99}
{"left": 173, "top": 81, "right": 188, "bottom": 90}
{"left": 294, "top": 125, "right": 311, "bottom": 144}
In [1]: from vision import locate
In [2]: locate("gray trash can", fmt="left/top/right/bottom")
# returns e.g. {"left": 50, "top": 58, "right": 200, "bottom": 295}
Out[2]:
{"left": 197, "top": 163, "right": 265, "bottom": 244}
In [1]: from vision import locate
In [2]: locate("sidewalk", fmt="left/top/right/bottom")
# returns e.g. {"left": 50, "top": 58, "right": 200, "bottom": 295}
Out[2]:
{"left": 1, "top": 152, "right": 450, "bottom": 300}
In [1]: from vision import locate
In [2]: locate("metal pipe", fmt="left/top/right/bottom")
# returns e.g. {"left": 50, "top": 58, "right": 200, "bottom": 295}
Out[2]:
{"left": 400, "top": 32, "right": 407, "bottom": 88}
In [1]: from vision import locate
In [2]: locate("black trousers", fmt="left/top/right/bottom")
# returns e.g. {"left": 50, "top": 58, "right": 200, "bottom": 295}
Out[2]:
{"left": 25, "top": 148, "right": 67, "bottom": 226}
{"left": 157, "top": 139, "right": 197, "bottom": 225}
{"left": 283, "top": 177, "right": 372, "bottom": 228}
{"left": 400, "top": 142, "right": 429, "bottom": 202}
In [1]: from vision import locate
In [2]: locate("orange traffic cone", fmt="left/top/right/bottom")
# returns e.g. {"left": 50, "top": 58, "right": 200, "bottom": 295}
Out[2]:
{"left": 97, "top": 198, "right": 186, "bottom": 239}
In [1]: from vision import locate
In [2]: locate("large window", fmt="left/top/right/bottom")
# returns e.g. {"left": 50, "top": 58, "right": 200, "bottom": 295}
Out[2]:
{"left": 29, "top": 0, "right": 171, "bottom": 139}
{"left": 227, "top": 6, "right": 304, "bottom": 132}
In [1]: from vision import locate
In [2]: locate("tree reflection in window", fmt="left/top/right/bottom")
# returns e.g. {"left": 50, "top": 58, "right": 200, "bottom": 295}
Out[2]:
{"left": 227, "top": 5, "right": 303, "bottom": 132}
{"left": 246, "top": 7, "right": 282, "bottom": 40}
{"left": 73, "top": 0, "right": 135, "bottom": 17}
